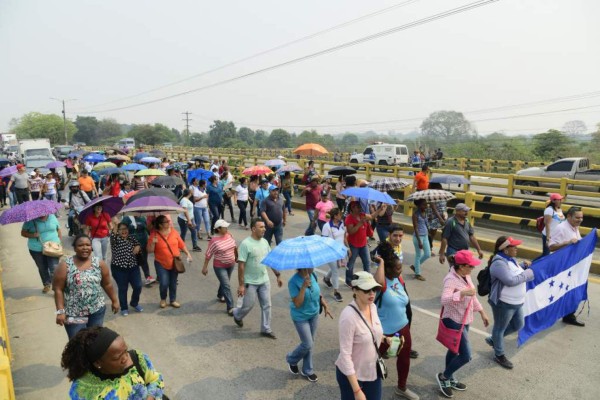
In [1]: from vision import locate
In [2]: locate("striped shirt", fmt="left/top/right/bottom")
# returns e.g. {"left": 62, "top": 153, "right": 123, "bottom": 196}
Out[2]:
{"left": 205, "top": 234, "right": 237, "bottom": 268}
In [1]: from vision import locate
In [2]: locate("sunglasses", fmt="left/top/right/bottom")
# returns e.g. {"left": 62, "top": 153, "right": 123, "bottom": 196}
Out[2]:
{"left": 358, "top": 288, "right": 379, "bottom": 294}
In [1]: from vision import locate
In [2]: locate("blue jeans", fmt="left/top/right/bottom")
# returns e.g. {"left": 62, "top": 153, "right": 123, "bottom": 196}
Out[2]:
{"left": 304, "top": 209, "right": 316, "bottom": 236}
{"left": 442, "top": 318, "right": 471, "bottom": 380}
{"left": 264, "top": 222, "right": 284, "bottom": 246}
{"left": 233, "top": 282, "right": 272, "bottom": 333}
{"left": 155, "top": 261, "right": 179, "bottom": 302}
{"left": 92, "top": 236, "right": 109, "bottom": 261}
{"left": 194, "top": 207, "right": 211, "bottom": 237}
{"left": 64, "top": 305, "right": 106, "bottom": 339}
{"left": 237, "top": 200, "right": 248, "bottom": 226}
{"left": 209, "top": 203, "right": 221, "bottom": 234}
{"left": 29, "top": 250, "right": 59, "bottom": 286}
{"left": 177, "top": 217, "right": 198, "bottom": 248}
{"left": 376, "top": 224, "right": 390, "bottom": 243}
{"left": 111, "top": 265, "right": 142, "bottom": 311}
{"left": 541, "top": 234, "right": 550, "bottom": 257}
{"left": 287, "top": 314, "right": 319, "bottom": 375}
{"left": 489, "top": 300, "right": 524, "bottom": 357}
{"left": 282, "top": 190, "right": 292, "bottom": 213}
{"left": 317, "top": 219, "right": 326, "bottom": 233}
{"left": 336, "top": 366, "right": 382, "bottom": 400}
{"left": 214, "top": 266, "right": 234, "bottom": 310}
{"left": 412, "top": 234, "right": 431, "bottom": 275}
{"left": 346, "top": 244, "right": 370, "bottom": 286}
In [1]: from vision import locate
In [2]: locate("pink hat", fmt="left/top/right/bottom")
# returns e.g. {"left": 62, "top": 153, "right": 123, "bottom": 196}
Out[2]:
{"left": 549, "top": 193, "right": 564, "bottom": 201}
{"left": 454, "top": 250, "right": 481, "bottom": 267}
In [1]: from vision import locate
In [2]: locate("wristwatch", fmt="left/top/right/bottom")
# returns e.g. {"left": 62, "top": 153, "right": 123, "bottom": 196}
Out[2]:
{"left": 55, "top": 309, "right": 66, "bottom": 315}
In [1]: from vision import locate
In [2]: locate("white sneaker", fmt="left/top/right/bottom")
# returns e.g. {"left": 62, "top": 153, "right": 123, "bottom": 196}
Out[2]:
{"left": 394, "top": 387, "right": 420, "bottom": 400}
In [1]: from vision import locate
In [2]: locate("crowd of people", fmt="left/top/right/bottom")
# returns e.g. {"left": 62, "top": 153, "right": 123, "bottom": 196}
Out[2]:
{"left": 0, "top": 149, "right": 590, "bottom": 400}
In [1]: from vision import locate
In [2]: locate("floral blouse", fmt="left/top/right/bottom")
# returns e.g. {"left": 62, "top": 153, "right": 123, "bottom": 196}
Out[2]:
{"left": 64, "top": 256, "right": 105, "bottom": 317}
{"left": 69, "top": 350, "right": 165, "bottom": 400}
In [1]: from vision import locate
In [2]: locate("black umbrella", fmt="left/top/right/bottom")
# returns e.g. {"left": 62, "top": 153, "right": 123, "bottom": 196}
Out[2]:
{"left": 150, "top": 149, "right": 166, "bottom": 157}
{"left": 191, "top": 155, "right": 210, "bottom": 163}
{"left": 328, "top": 166, "right": 357, "bottom": 176}
{"left": 126, "top": 188, "right": 178, "bottom": 204}
{"left": 149, "top": 175, "right": 185, "bottom": 188}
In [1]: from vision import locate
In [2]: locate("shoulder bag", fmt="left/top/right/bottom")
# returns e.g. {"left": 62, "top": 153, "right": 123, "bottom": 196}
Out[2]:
{"left": 34, "top": 222, "right": 63, "bottom": 258}
{"left": 349, "top": 305, "right": 387, "bottom": 380}
{"left": 156, "top": 231, "right": 186, "bottom": 273}
{"left": 436, "top": 297, "right": 474, "bottom": 354}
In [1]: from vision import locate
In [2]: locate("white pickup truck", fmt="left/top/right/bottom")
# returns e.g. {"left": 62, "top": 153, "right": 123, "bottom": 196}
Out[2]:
{"left": 515, "top": 157, "right": 600, "bottom": 194}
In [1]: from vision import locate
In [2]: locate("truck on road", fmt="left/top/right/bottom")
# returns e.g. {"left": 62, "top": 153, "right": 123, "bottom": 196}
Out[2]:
{"left": 18, "top": 138, "right": 54, "bottom": 161}
{"left": 515, "top": 157, "right": 600, "bottom": 194}
{"left": 349, "top": 143, "right": 410, "bottom": 169}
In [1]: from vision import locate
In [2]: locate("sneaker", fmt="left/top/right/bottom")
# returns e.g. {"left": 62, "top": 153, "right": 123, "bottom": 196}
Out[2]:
{"left": 145, "top": 276, "right": 156, "bottom": 285}
{"left": 394, "top": 387, "right": 420, "bottom": 400}
{"left": 288, "top": 363, "right": 299, "bottom": 375}
{"left": 323, "top": 276, "right": 332, "bottom": 288}
{"left": 410, "top": 350, "right": 419, "bottom": 359}
{"left": 234, "top": 317, "right": 243, "bottom": 327}
{"left": 121, "top": 310, "right": 129, "bottom": 316}
{"left": 217, "top": 296, "right": 226, "bottom": 303}
{"left": 415, "top": 275, "right": 426, "bottom": 281}
{"left": 485, "top": 336, "right": 494, "bottom": 347}
{"left": 450, "top": 379, "right": 467, "bottom": 391}
{"left": 300, "top": 372, "right": 318, "bottom": 382}
{"left": 494, "top": 355, "right": 514, "bottom": 369}
{"left": 42, "top": 285, "right": 51, "bottom": 293}
{"left": 132, "top": 305, "right": 144, "bottom": 312}
{"left": 193, "top": 246, "right": 202, "bottom": 252}
{"left": 227, "top": 308, "right": 234, "bottom": 316}
{"left": 170, "top": 301, "right": 181, "bottom": 308}
{"left": 409, "top": 265, "right": 415, "bottom": 273}
{"left": 261, "top": 331, "right": 277, "bottom": 340}
{"left": 159, "top": 300, "right": 167, "bottom": 308}
{"left": 436, "top": 373, "right": 454, "bottom": 398}
{"left": 333, "top": 292, "right": 343, "bottom": 302}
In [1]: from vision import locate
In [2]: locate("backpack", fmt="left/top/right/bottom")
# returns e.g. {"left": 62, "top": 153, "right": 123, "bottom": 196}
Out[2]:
{"left": 535, "top": 216, "right": 545, "bottom": 233}
{"left": 476, "top": 265, "right": 491, "bottom": 296}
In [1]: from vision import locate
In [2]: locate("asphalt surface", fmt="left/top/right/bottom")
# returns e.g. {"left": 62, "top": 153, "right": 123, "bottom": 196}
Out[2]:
{"left": 1, "top": 201, "right": 599, "bottom": 400}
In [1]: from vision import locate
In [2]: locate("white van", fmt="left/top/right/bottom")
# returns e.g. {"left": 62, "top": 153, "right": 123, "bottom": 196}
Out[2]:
{"left": 350, "top": 144, "right": 409, "bottom": 167}
{"left": 118, "top": 138, "right": 135, "bottom": 150}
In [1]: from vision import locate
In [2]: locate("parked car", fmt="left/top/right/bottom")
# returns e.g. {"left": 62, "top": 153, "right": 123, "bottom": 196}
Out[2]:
{"left": 349, "top": 143, "right": 410, "bottom": 169}
{"left": 515, "top": 157, "right": 600, "bottom": 194}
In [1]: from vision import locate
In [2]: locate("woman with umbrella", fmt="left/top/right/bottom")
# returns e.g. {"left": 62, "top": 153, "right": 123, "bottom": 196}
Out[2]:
{"left": 84, "top": 204, "right": 113, "bottom": 262}
{"left": 426, "top": 182, "right": 447, "bottom": 256}
{"left": 411, "top": 199, "right": 430, "bottom": 281}
{"left": 21, "top": 212, "right": 62, "bottom": 293}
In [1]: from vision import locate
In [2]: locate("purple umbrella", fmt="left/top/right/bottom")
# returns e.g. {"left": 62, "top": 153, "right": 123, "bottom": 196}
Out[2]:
{"left": 46, "top": 161, "right": 67, "bottom": 169}
{"left": 0, "top": 165, "right": 18, "bottom": 178}
{"left": 0, "top": 199, "right": 63, "bottom": 225}
{"left": 120, "top": 196, "right": 183, "bottom": 216}
{"left": 78, "top": 196, "right": 124, "bottom": 224}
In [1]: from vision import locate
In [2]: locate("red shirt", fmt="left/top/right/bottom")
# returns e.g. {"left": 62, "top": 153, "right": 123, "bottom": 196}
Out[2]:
{"left": 109, "top": 180, "right": 121, "bottom": 197}
{"left": 345, "top": 213, "right": 368, "bottom": 248}
{"left": 85, "top": 212, "right": 111, "bottom": 238}
{"left": 305, "top": 184, "right": 322, "bottom": 210}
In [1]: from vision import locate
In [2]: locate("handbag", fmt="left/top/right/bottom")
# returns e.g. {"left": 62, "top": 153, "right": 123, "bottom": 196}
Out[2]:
{"left": 156, "top": 232, "right": 186, "bottom": 273}
{"left": 349, "top": 305, "right": 387, "bottom": 380}
{"left": 436, "top": 297, "right": 474, "bottom": 354}
{"left": 34, "top": 222, "right": 63, "bottom": 258}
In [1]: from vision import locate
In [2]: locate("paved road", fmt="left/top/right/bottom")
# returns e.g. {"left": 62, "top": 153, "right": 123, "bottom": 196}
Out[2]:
{"left": 1, "top": 207, "right": 599, "bottom": 400}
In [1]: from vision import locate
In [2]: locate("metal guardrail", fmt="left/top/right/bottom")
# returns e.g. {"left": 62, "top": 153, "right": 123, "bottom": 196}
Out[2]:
{"left": 0, "top": 264, "right": 16, "bottom": 400}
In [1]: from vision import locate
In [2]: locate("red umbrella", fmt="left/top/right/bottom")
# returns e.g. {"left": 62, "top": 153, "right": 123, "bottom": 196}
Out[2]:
{"left": 242, "top": 165, "right": 273, "bottom": 176}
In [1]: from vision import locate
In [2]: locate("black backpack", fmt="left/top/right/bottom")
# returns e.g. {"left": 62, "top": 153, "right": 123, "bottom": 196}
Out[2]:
{"left": 477, "top": 265, "right": 491, "bottom": 296}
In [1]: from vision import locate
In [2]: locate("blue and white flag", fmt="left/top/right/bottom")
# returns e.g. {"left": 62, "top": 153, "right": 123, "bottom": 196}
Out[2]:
{"left": 518, "top": 228, "right": 597, "bottom": 346}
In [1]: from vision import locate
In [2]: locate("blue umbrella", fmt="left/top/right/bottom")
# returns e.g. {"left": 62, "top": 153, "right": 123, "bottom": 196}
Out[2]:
{"left": 46, "top": 161, "right": 67, "bottom": 169}
{"left": 99, "top": 167, "right": 124, "bottom": 176}
{"left": 187, "top": 168, "right": 214, "bottom": 184}
{"left": 83, "top": 153, "right": 106, "bottom": 162}
{"left": 430, "top": 175, "right": 470, "bottom": 185}
{"left": 341, "top": 187, "right": 396, "bottom": 205}
{"left": 261, "top": 236, "right": 348, "bottom": 270}
{"left": 133, "top": 152, "right": 150, "bottom": 161}
{"left": 265, "top": 159, "right": 286, "bottom": 167}
{"left": 140, "top": 156, "right": 161, "bottom": 164}
{"left": 122, "top": 163, "right": 148, "bottom": 171}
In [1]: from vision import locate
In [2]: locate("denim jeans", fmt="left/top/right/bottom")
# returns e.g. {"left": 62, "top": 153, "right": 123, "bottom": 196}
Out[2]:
{"left": 325, "top": 261, "right": 340, "bottom": 290}
{"left": 317, "top": 219, "right": 326, "bottom": 233}
{"left": 282, "top": 190, "right": 292, "bottom": 213}
{"left": 137, "top": 248, "right": 151, "bottom": 278}
{"left": 346, "top": 244, "right": 370, "bottom": 285}
{"left": 376, "top": 224, "right": 390, "bottom": 243}
{"left": 8, "top": 191, "right": 15, "bottom": 207}
{"left": 155, "top": 261, "right": 179, "bottom": 302}
{"left": 92, "top": 236, "right": 109, "bottom": 261}
{"left": 209, "top": 203, "right": 221, "bottom": 234}
{"left": 304, "top": 209, "right": 316, "bottom": 236}
{"left": 177, "top": 217, "right": 198, "bottom": 248}
{"left": 194, "top": 207, "right": 211, "bottom": 237}
{"left": 442, "top": 318, "right": 471, "bottom": 380}
{"left": 111, "top": 265, "right": 143, "bottom": 311}
{"left": 264, "top": 222, "right": 284, "bottom": 246}
{"left": 412, "top": 234, "right": 431, "bottom": 275}
{"left": 237, "top": 200, "right": 248, "bottom": 226}
{"left": 28, "top": 250, "right": 59, "bottom": 286}
{"left": 233, "top": 282, "right": 272, "bottom": 333}
{"left": 541, "top": 234, "right": 550, "bottom": 257}
{"left": 489, "top": 300, "right": 524, "bottom": 357}
{"left": 64, "top": 305, "right": 106, "bottom": 339}
{"left": 336, "top": 366, "right": 381, "bottom": 400}
{"left": 222, "top": 194, "right": 235, "bottom": 221}
{"left": 214, "top": 266, "right": 234, "bottom": 310}
{"left": 287, "top": 314, "right": 319, "bottom": 375}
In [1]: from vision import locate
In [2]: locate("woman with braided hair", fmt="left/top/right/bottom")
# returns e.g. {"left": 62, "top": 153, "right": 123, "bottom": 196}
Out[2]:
{"left": 61, "top": 326, "right": 166, "bottom": 399}
{"left": 372, "top": 241, "right": 420, "bottom": 400}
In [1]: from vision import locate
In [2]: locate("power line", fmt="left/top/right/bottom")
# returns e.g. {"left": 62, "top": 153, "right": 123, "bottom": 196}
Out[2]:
{"left": 182, "top": 111, "right": 192, "bottom": 144}
{"left": 80, "top": 0, "right": 500, "bottom": 114}
{"left": 73, "top": 0, "right": 422, "bottom": 111}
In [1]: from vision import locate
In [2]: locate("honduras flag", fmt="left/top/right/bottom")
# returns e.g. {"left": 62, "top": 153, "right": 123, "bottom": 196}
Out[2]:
{"left": 518, "top": 228, "right": 597, "bottom": 346}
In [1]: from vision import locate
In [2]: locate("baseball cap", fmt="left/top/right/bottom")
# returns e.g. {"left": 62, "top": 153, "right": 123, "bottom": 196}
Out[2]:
{"left": 549, "top": 193, "right": 564, "bottom": 201}
{"left": 29, "top": 171, "right": 37, "bottom": 177}
{"left": 214, "top": 219, "right": 230, "bottom": 230}
{"left": 455, "top": 203, "right": 471, "bottom": 212}
{"left": 351, "top": 271, "right": 382, "bottom": 291}
{"left": 454, "top": 250, "right": 481, "bottom": 267}
{"left": 498, "top": 236, "right": 523, "bottom": 250}
{"left": 17, "top": 164, "right": 24, "bottom": 169}
{"left": 69, "top": 181, "right": 80, "bottom": 187}
{"left": 268, "top": 185, "right": 279, "bottom": 191}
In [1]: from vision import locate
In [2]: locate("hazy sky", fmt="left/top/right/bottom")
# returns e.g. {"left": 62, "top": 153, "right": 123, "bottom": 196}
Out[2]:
{"left": 2, "top": 0, "right": 599, "bottom": 136}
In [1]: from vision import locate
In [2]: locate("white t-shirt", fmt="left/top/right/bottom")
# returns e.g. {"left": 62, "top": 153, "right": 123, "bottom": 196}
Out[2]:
{"left": 44, "top": 178, "right": 57, "bottom": 195}
{"left": 193, "top": 186, "right": 208, "bottom": 208}
{"left": 235, "top": 185, "right": 249, "bottom": 201}
{"left": 321, "top": 220, "right": 346, "bottom": 244}
{"left": 499, "top": 258, "right": 528, "bottom": 305}
{"left": 223, "top": 172, "right": 234, "bottom": 190}
{"left": 179, "top": 197, "right": 194, "bottom": 221}
{"left": 543, "top": 206, "right": 565, "bottom": 237}
{"left": 548, "top": 221, "right": 581, "bottom": 249}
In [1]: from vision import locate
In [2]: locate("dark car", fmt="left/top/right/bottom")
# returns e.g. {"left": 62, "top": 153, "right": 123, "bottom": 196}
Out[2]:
{"left": 53, "top": 145, "right": 74, "bottom": 161}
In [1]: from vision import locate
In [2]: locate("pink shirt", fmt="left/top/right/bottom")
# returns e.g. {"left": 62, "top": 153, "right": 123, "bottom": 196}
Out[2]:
{"left": 335, "top": 301, "right": 383, "bottom": 381}
{"left": 205, "top": 234, "right": 237, "bottom": 268}
{"left": 315, "top": 200, "right": 334, "bottom": 222}
{"left": 441, "top": 269, "right": 483, "bottom": 324}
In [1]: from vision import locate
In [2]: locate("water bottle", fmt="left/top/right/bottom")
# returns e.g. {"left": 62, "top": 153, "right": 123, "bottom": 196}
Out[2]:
{"left": 387, "top": 333, "right": 402, "bottom": 357}
{"left": 236, "top": 296, "right": 244, "bottom": 308}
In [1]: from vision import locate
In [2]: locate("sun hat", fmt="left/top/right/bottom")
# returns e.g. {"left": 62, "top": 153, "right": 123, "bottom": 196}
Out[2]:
{"left": 214, "top": 219, "right": 230, "bottom": 230}
{"left": 455, "top": 203, "right": 471, "bottom": 212}
{"left": 454, "top": 250, "right": 481, "bottom": 267}
{"left": 351, "top": 271, "right": 382, "bottom": 290}
{"left": 549, "top": 193, "right": 564, "bottom": 201}
{"left": 498, "top": 237, "right": 523, "bottom": 250}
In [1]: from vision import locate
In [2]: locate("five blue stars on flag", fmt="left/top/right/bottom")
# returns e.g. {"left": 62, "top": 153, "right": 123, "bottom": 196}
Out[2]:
{"left": 548, "top": 270, "right": 572, "bottom": 303}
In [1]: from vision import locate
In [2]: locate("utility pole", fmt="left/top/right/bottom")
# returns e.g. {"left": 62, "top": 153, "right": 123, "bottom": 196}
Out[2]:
{"left": 50, "top": 98, "right": 76, "bottom": 144}
{"left": 182, "top": 111, "right": 192, "bottom": 146}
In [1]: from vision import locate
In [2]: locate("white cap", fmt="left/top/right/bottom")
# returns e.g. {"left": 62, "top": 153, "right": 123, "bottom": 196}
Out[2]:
{"left": 214, "top": 219, "right": 230, "bottom": 230}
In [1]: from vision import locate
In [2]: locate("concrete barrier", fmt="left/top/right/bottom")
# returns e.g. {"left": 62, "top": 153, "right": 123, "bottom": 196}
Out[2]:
{"left": 0, "top": 264, "right": 16, "bottom": 400}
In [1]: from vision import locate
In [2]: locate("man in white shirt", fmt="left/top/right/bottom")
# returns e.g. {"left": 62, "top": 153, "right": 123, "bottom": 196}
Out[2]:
{"left": 548, "top": 206, "right": 585, "bottom": 327}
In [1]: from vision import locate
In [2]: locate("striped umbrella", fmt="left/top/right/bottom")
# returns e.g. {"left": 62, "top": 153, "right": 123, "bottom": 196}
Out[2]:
{"left": 368, "top": 178, "right": 408, "bottom": 191}
{"left": 261, "top": 235, "right": 347, "bottom": 270}
{"left": 405, "top": 189, "right": 455, "bottom": 202}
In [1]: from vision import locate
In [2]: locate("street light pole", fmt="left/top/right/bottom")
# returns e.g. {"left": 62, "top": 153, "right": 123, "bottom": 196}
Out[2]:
{"left": 50, "top": 98, "right": 76, "bottom": 145}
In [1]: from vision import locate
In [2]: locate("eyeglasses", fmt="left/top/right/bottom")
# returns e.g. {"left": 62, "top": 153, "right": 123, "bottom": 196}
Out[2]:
{"left": 359, "top": 288, "right": 379, "bottom": 294}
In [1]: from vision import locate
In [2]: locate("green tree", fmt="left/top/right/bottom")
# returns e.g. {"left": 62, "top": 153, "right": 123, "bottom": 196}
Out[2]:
{"left": 254, "top": 130, "right": 268, "bottom": 148}
{"left": 97, "top": 118, "right": 123, "bottom": 144}
{"left": 341, "top": 133, "right": 359, "bottom": 146}
{"left": 533, "top": 129, "right": 572, "bottom": 160}
{"left": 237, "top": 127, "right": 255, "bottom": 146}
{"left": 74, "top": 115, "right": 100, "bottom": 144}
{"left": 296, "top": 130, "right": 321, "bottom": 145}
{"left": 420, "top": 111, "right": 474, "bottom": 141}
{"left": 130, "top": 123, "right": 173, "bottom": 145}
{"left": 12, "top": 112, "right": 76, "bottom": 145}
{"left": 208, "top": 120, "right": 237, "bottom": 147}
{"left": 269, "top": 129, "right": 291, "bottom": 148}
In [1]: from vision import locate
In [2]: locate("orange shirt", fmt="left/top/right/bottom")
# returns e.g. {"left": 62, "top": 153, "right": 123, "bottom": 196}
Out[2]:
{"left": 78, "top": 176, "right": 96, "bottom": 192}
{"left": 414, "top": 171, "right": 429, "bottom": 191}
{"left": 148, "top": 229, "right": 185, "bottom": 269}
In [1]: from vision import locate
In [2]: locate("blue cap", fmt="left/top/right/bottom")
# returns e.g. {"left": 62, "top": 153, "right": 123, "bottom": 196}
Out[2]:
{"left": 268, "top": 185, "right": 279, "bottom": 191}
